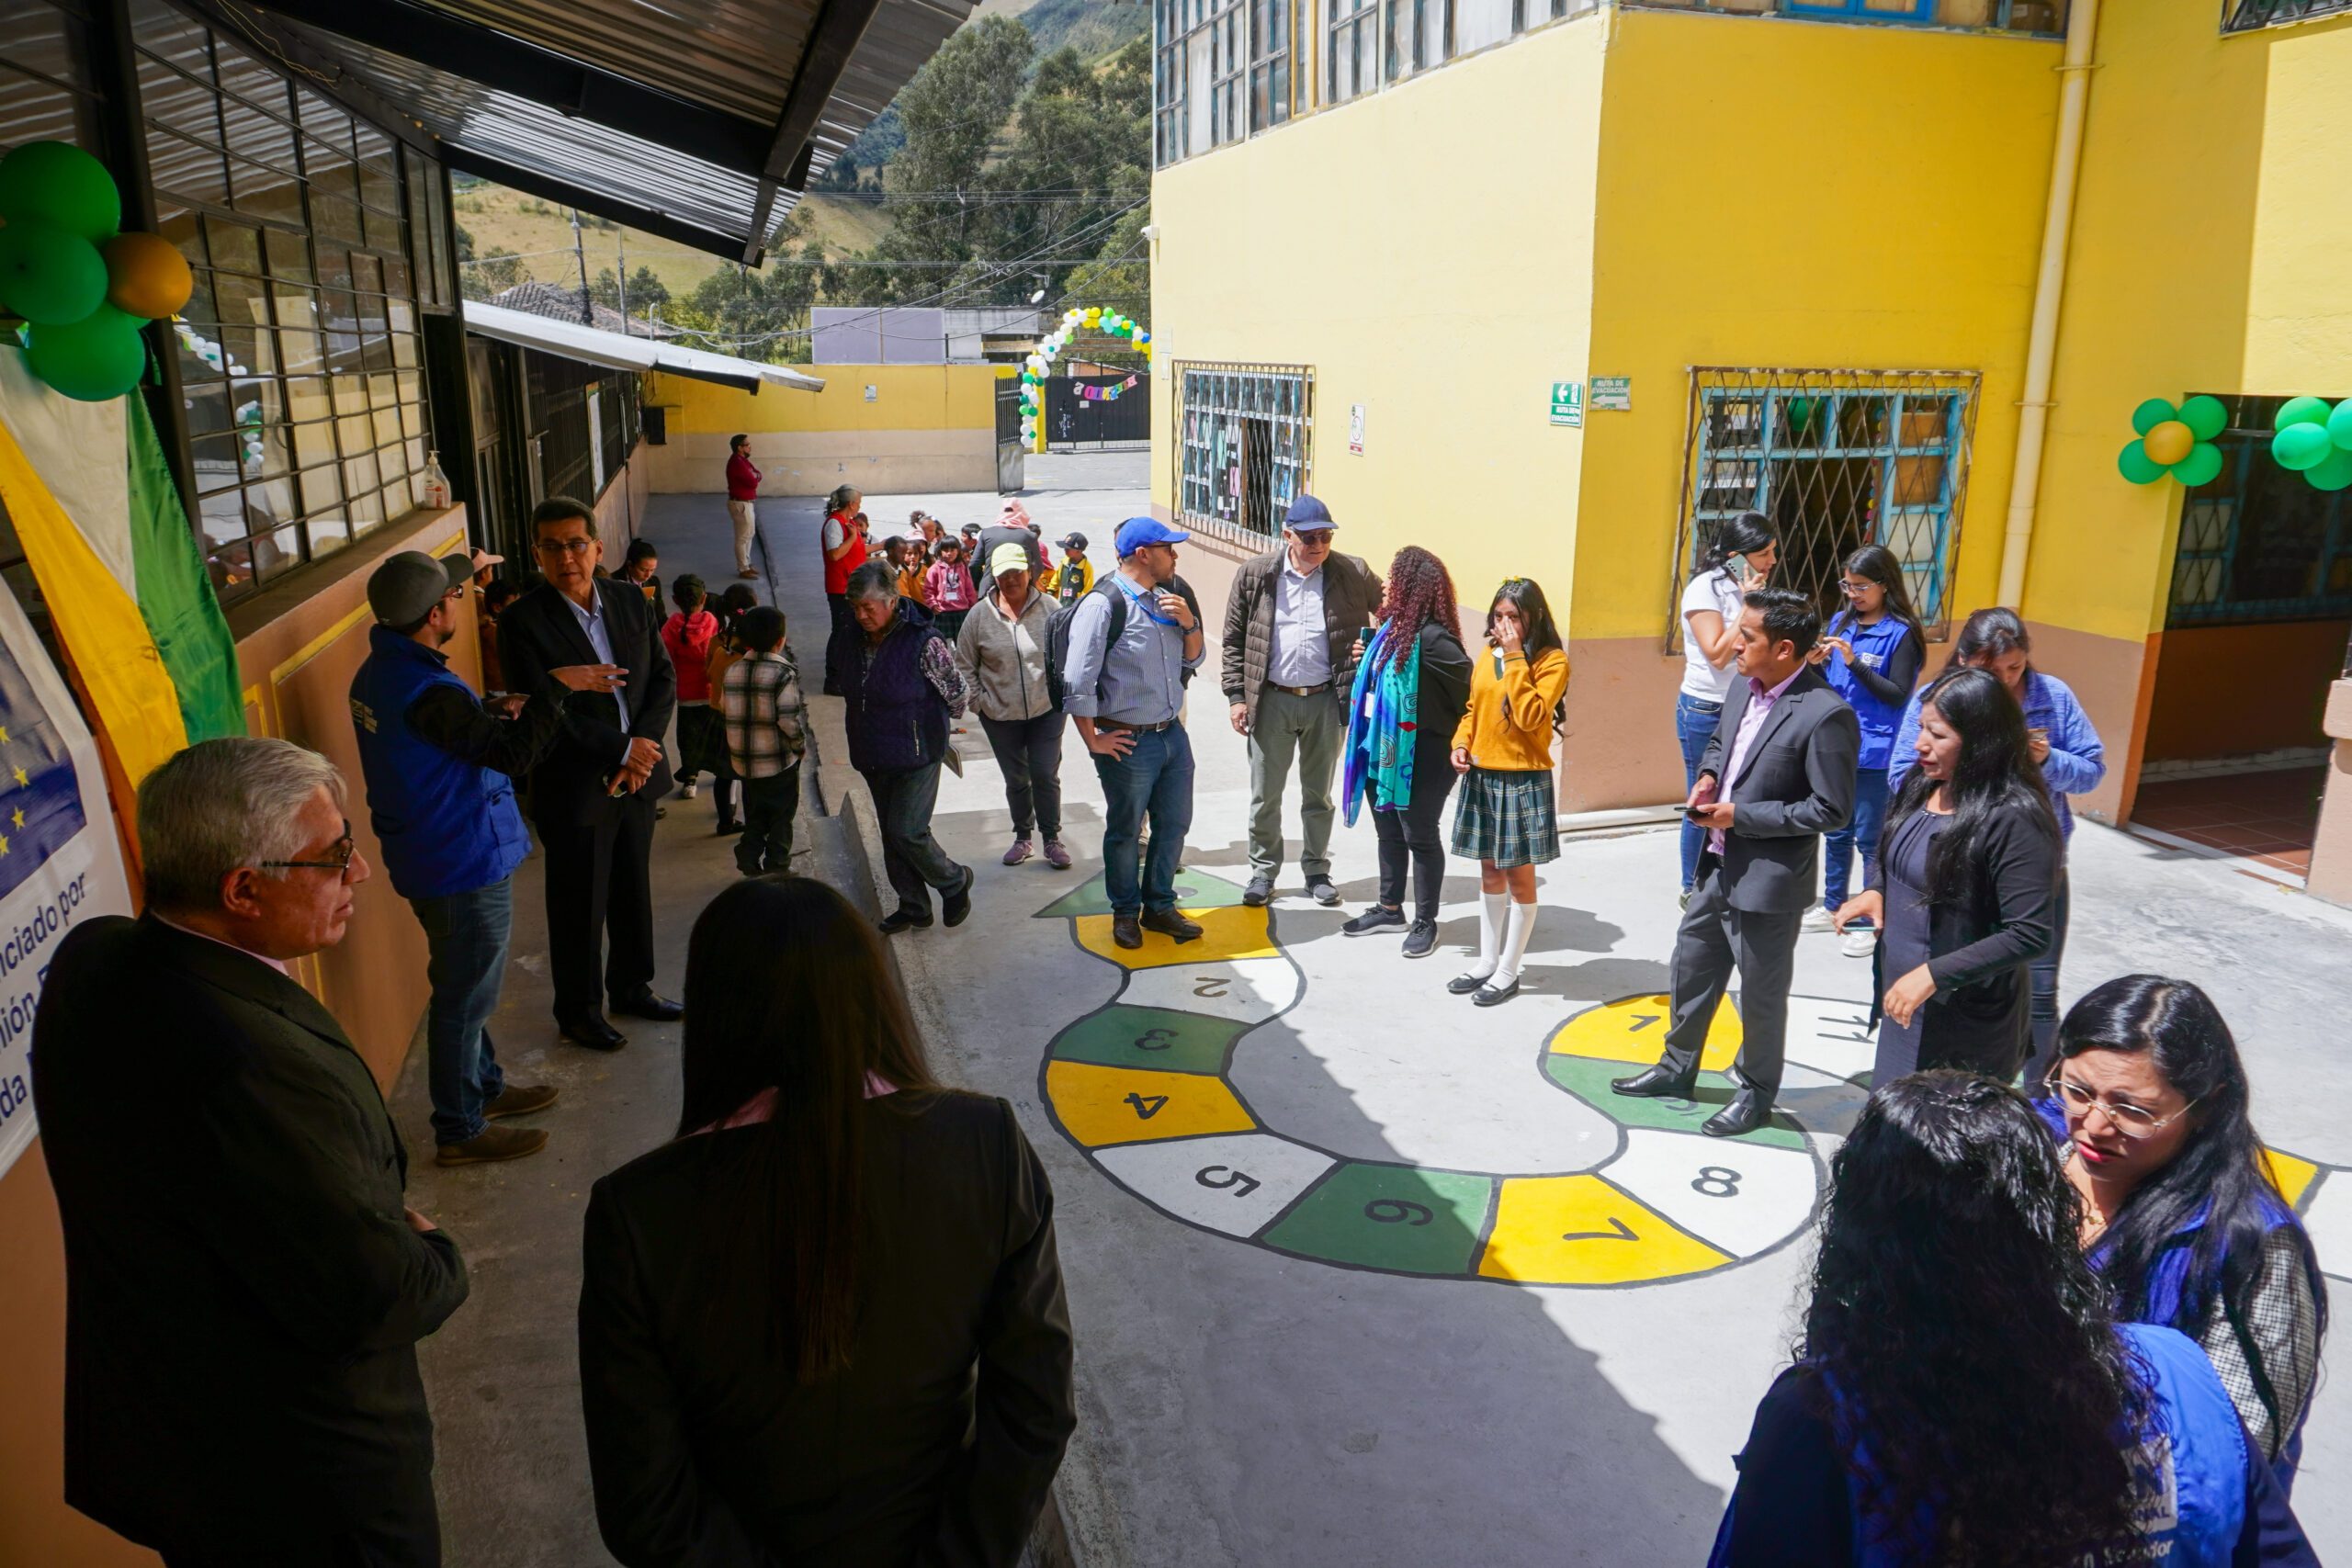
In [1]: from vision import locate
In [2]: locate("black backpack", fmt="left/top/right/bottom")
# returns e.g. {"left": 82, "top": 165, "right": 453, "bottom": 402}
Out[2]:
{"left": 1044, "top": 581, "right": 1127, "bottom": 713}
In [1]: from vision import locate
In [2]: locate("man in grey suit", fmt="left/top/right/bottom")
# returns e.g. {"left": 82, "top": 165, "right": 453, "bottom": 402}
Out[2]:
{"left": 1614, "top": 588, "right": 1858, "bottom": 1137}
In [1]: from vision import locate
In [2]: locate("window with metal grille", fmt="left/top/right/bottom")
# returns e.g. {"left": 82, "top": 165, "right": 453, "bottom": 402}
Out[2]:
{"left": 2168, "top": 395, "right": 2352, "bottom": 628}
{"left": 133, "top": 0, "right": 431, "bottom": 607}
{"left": 1172, "top": 363, "right": 1313, "bottom": 544}
{"left": 1668, "top": 369, "right": 1980, "bottom": 650}
{"left": 2222, "top": 0, "right": 2352, "bottom": 30}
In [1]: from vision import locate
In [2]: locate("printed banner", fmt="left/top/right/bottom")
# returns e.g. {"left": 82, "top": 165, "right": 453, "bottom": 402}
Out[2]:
{"left": 1076, "top": 375, "right": 1140, "bottom": 403}
{"left": 0, "top": 573, "right": 135, "bottom": 1179}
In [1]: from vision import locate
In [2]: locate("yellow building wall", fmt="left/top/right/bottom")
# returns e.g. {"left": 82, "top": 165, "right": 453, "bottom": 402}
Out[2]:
{"left": 1147, "top": 12, "right": 1611, "bottom": 604}
{"left": 642, "top": 363, "right": 1000, "bottom": 496}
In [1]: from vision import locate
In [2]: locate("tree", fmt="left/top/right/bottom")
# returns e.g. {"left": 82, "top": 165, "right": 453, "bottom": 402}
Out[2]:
{"left": 664, "top": 211, "right": 821, "bottom": 364}
{"left": 461, "top": 246, "right": 525, "bottom": 301}
{"left": 1063, "top": 205, "right": 1149, "bottom": 362}
{"left": 588, "top": 265, "right": 672, "bottom": 318}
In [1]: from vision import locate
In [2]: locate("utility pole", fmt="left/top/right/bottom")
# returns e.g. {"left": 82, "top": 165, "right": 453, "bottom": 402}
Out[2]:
{"left": 616, "top": 227, "right": 628, "bottom": 336}
{"left": 571, "top": 207, "right": 590, "bottom": 325}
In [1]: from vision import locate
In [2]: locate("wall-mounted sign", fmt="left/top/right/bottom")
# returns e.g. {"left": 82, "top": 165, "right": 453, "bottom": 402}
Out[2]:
{"left": 1349, "top": 403, "right": 1366, "bottom": 455}
{"left": 864, "top": 384, "right": 878, "bottom": 402}
{"left": 1549, "top": 381, "right": 1583, "bottom": 428}
{"left": 1592, "top": 377, "right": 1632, "bottom": 412}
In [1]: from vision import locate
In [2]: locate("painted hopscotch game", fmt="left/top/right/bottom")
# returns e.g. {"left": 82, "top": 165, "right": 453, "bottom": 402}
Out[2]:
{"left": 1034, "top": 868, "right": 2352, "bottom": 1290}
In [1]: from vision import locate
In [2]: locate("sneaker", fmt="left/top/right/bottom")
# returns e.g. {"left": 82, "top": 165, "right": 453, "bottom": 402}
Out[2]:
{"left": 1841, "top": 928, "right": 1879, "bottom": 959}
{"left": 1003, "top": 838, "right": 1035, "bottom": 867}
{"left": 1342, "top": 906, "right": 1407, "bottom": 936}
{"left": 942, "top": 866, "right": 977, "bottom": 928}
{"left": 1306, "top": 876, "right": 1341, "bottom": 908}
{"left": 679, "top": 779, "right": 699, "bottom": 800}
{"left": 1401, "top": 919, "right": 1439, "bottom": 959}
{"left": 877, "top": 907, "right": 933, "bottom": 935}
{"left": 1042, "top": 839, "right": 1073, "bottom": 870}
{"left": 1241, "top": 876, "right": 1273, "bottom": 908}
{"left": 436, "top": 1124, "right": 548, "bottom": 1166}
{"left": 1800, "top": 908, "right": 1835, "bottom": 934}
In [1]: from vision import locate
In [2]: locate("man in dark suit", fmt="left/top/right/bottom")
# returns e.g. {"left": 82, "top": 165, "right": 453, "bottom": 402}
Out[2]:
{"left": 33, "top": 737, "right": 470, "bottom": 1565}
{"left": 499, "top": 496, "right": 683, "bottom": 1050}
{"left": 1614, "top": 588, "right": 1858, "bottom": 1138}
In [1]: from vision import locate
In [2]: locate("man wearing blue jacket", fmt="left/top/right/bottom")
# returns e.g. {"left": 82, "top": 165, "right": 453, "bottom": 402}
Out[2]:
{"left": 351, "top": 550, "right": 622, "bottom": 1165}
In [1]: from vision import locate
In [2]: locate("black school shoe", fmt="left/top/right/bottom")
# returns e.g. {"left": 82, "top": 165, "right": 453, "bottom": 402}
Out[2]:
{"left": 877, "top": 907, "right": 933, "bottom": 936}
{"left": 942, "top": 867, "right": 976, "bottom": 929}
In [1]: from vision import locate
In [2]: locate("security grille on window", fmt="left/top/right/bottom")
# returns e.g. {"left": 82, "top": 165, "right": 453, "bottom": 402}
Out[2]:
{"left": 1172, "top": 363, "right": 1312, "bottom": 543}
{"left": 2222, "top": 0, "right": 2352, "bottom": 30}
{"left": 1668, "top": 369, "right": 1980, "bottom": 649}
{"left": 2169, "top": 395, "right": 2352, "bottom": 627}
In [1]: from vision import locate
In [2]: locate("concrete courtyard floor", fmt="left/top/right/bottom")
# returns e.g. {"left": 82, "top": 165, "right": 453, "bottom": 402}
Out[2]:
{"left": 404, "top": 449, "right": 2352, "bottom": 1566}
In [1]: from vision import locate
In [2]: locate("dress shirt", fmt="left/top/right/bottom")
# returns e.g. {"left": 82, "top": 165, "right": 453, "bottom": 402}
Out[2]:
{"left": 153, "top": 911, "right": 288, "bottom": 975}
{"left": 1060, "top": 570, "right": 1200, "bottom": 726}
{"left": 1268, "top": 558, "right": 1331, "bottom": 687}
{"left": 1710, "top": 665, "right": 1803, "bottom": 856}
{"left": 564, "top": 585, "right": 632, "bottom": 743}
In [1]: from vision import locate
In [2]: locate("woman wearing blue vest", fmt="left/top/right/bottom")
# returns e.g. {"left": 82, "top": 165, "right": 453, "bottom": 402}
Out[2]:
{"left": 2041, "top": 976, "right": 2328, "bottom": 1492}
{"left": 1805, "top": 545, "right": 1924, "bottom": 959}
{"left": 1712, "top": 1071, "right": 2316, "bottom": 1568}
{"left": 1888, "top": 606, "right": 2105, "bottom": 1084}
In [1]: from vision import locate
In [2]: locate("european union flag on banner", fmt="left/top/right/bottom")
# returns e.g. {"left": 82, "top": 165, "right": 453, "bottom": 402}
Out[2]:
{"left": 0, "top": 630, "right": 85, "bottom": 902}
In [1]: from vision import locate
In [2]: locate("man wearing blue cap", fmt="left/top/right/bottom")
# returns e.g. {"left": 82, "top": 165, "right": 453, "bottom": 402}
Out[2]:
{"left": 1220, "top": 494, "right": 1382, "bottom": 908}
{"left": 1061, "top": 517, "right": 1205, "bottom": 949}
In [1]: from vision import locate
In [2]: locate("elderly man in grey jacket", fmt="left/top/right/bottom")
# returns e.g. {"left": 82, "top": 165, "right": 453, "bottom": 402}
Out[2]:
{"left": 1220, "top": 494, "right": 1382, "bottom": 908}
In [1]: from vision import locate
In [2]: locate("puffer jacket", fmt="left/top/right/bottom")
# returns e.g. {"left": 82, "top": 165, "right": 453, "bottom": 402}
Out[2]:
{"left": 1219, "top": 547, "right": 1383, "bottom": 726}
{"left": 954, "top": 584, "right": 1057, "bottom": 722}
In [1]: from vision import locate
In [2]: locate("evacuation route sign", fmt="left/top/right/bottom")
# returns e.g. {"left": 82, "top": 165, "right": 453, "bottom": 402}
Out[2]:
{"left": 1549, "top": 381, "right": 1583, "bottom": 428}
{"left": 1592, "top": 377, "right": 1632, "bottom": 412}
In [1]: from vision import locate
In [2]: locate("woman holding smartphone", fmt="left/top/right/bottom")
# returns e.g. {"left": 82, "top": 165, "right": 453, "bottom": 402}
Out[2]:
{"left": 1675, "top": 513, "right": 1775, "bottom": 904}
{"left": 1808, "top": 544, "right": 1926, "bottom": 957}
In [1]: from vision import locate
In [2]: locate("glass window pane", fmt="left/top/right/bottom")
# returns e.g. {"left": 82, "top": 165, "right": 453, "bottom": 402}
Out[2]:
{"left": 139, "top": 55, "right": 220, "bottom": 140}
{"left": 207, "top": 536, "right": 254, "bottom": 604}
{"left": 283, "top": 377, "right": 333, "bottom": 423}
{"left": 296, "top": 462, "right": 342, "bottom": 513}
{"left": 332, "top": 375, "right": 371, "bottom": 417}
{"left": 390, "top": 332, "right": 420, "bottom": 370}
{"left": 277, "top": 327, "right": 325, "bottom": 375}
{"left": 147, "top": 125, "right": 228, "bottom": 206}
{"left": 250, "top": 520, "right": 304, "bottom": 582}
{"left": 264, "top": 226, "right": 311, "bottom": 284}
{"left": 205, "top": 215, "right": 260, "bottom": 275}
{"left": 302, "top": 133, "right": 356, "bottom": 203}
{"left": 230, "top": 377, "right": 284, "bottom": 427}
{"left": 308, "top": 514, "right": 352, "bottom": 558}
{"left": 311, "top": 193, "right": 363, "bottom": 246}
{"left": 177, "top": 327, "right": 227, "bottom": 385}
{"left": 292, "top": 418, "right": 337, "bottom": 468}
{"left": 212, "top": 270, "right": 268, "bottom": 330}
{"left": 315, "top": 245, "right": 353, "bottom": 290}
{"left": 363, "top": 204, "right": 403, "bottom": 254}
{"left": 336, "top": 413, "right": 372, "bottom": 453}
{"left": 297, "top": 88, "right": 351, "bottom": 145}
{"left": 212, "top": 39, "right": 290, "bottom": 119}
{"left": 217, "top": 90, "right": 297, "bottom": 172}
{"left": 226, "top": 154, "right": 303, "bottom": 223}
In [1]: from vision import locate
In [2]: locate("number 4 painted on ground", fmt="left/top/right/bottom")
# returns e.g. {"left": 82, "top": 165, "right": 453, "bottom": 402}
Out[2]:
{"left": 1125, "top": 1091, "right": 1169, "bottom": 1120}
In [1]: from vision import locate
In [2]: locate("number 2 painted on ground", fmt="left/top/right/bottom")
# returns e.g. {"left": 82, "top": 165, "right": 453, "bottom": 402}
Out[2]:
{"left": 1196, "top": 1166, "right": 1261, "bottom": 1197}
{"left": 1125, "top": 1092, "right": 1169, "bottom": 1120}
{"left": 1192, "top": 976, "right": 1228, "bottom": 998}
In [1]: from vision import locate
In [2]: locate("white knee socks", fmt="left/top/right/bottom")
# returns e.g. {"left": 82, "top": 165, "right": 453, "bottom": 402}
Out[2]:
{"left": 1493, "top": 901, "right": 1538, "bottom": 990}
{"left": 1464, "top": 891, "right": 1509, "bottom": 980}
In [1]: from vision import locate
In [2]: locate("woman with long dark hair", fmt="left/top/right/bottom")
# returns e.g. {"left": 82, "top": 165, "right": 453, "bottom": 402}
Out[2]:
{"left": 1889, "top": 606, "right": 2104, "bottom": 1082}
{"left": 579, "top": 877, "right": 1075, "bottom": 1566}
{"left": 1833, "top": 667, "right": 2059, "bottom": 1085}
{"left": 1712, "top": 1071, "right": 2315, "bottom": 1567}
{"left": 2042, "top": 976, "right": 2328, "bottom": 1486}
{"left": 1340, "top": 546, "right": 1472, "bottom": 959}
{"left": 1808, "top": 544, "right": 1925, "bottom": 957}
{"left": 1676, "top": 512, "right": 1775, "bottom": 901}
{"left": 1444, "top": 577, "right": 1568, "bottom": 1007}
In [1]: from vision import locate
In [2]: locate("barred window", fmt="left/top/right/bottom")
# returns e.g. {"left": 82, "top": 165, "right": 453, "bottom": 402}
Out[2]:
{"left": 1668, "top": 369, "right": 1981, "bottom": 649}
{"left": 135, "top": 0, "right": 431, "bottom": 605}
{"left": 1172, "top": 362, "right": 1312, "bottom": 544}
{"left": 2169, "top": 396, "right": 2352, "bottom": 628}
{"left": 2222, "top": 0, "right": 2352, "bottom": 30}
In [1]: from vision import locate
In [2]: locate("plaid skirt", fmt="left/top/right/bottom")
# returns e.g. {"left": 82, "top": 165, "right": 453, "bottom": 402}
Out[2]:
{"left": 1451, "top": 765, "right": 1559, "bottom": 868}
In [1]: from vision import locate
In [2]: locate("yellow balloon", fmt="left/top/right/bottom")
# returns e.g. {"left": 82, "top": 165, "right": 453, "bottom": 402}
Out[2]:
{"left": 101, "top": 231, "right": 191, "bottom": 319}
{"left": 1082, "top": 307, "right": 1102, "bottom": 324}
{"left": 2143, "top": 420, "right": 2195, "bottom": 468}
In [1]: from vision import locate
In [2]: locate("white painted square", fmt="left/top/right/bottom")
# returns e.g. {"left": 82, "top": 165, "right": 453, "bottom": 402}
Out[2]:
{"left": 1095, "top": 1133, "right": 1338, "bottom": 1238}
{"left": 1118, "top": 958, "right": 1299, "bottom": 1024}
{"left": 1603, "top": 1129, "right": 1821, "bottom": 1259}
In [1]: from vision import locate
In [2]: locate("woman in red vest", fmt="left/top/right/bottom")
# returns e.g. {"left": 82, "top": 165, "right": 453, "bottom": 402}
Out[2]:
{"left": 820, "top": 483, "right": 868, "bottom": 695}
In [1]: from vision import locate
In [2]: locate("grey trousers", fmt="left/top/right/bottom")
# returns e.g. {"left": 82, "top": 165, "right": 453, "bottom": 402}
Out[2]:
{"left": 1247, "top": 684, "right": 1344, "bottom": 881}
{"left": 1658, "top": 859, "right": 1801, "bottom": 1099}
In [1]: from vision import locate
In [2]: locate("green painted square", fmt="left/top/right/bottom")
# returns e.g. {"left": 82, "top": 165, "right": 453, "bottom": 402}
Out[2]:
{"left": 1261, "top": 1162, "right": 1495, "bottom": 1276}
{"left": 1035, "top": 866, "right": 1251, "bottom": 920}
{"left": 1050, "top": 1005, "right": 1245, "bottom": 1076}
{"left": 1544, "top": 1056, "right": 1806, "bottom": 1151}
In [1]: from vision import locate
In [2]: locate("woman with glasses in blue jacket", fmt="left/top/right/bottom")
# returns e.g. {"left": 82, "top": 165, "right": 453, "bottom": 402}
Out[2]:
{"left": 1807, "top": 545, "right": 1926, "bottom": 959}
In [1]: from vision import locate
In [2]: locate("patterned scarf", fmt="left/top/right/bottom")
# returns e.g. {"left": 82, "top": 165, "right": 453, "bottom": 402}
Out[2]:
{"left": 1342, "top": 620, "right": 1421, "bottom": 825}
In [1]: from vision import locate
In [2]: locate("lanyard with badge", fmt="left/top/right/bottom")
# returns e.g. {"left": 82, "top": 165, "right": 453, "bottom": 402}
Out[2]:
{"left": 1117, "top": 572, "right": 1179, "bottom": 626}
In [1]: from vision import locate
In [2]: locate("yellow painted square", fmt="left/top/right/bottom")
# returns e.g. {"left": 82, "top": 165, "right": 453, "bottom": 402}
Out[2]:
{"left": 1477, "top": 1174, "right": 1730, "bottom": 1286}
{"left": 1072, "top": 905, "right": 1277, "bottom": 969}
{"left": 1547, "top": 994, "right": 1742, "bottom": 1074}
{"left": 1045, "top": 1061, "right": 1257, "bottom": 1148}
{"left": 2262, "top": 1147, "right": 2321, "bottom": 1210}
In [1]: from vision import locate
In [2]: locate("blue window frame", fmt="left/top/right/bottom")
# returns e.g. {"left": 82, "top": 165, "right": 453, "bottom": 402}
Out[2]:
{"left": 2168, "top": 395, "right": 2352, "bottom": 628}
{"left": 2223, "top": 0, "right": 2352, "bottom": 33}
{"left": 1669, "top": 368, "right": 1981, "bottom": 649}
{"left": 1784, "top": 0, "right": 1936, "bottom": 20}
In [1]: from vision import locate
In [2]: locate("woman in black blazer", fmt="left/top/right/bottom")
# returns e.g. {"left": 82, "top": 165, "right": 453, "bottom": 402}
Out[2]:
{"left": 578, "top": 877, "right": 1076, "bottom": 1567}
{"left": 1833, "top": 666, "right": 2060, "bottom": 1085}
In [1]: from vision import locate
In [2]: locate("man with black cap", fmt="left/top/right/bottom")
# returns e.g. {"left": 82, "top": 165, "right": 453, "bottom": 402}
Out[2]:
{"left": 350, "top": 549, "right": 625, "bottom": 1164}
{"left": 1221, "top": 494, "right": 1382, "bottom": 908}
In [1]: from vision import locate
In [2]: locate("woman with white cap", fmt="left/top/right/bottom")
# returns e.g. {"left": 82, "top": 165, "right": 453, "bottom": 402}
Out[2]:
{"left": 956, "top": 542, "right": 1071, "bottom": 871}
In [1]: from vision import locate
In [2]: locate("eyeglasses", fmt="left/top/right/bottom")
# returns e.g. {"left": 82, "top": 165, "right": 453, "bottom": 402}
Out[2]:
{"left": 2044, "top": 1076, "right": 2199, "bottom": 1140}
{"left": 533, "top": 536, "right": 595, "bottom": 557}
{"left": 259, "top": 818, "right": 359, "bottom": 875}
{"left": 1292, "top": 530, "right": 1334, "bottom": 547}
{"left": 443, "top": 585, "right": 469, "bottom": 604}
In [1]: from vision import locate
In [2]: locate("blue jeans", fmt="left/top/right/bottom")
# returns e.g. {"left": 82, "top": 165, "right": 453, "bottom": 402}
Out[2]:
{"left": 1675, "top": 693, "right": 1724, "bottom": 892}
{"left": 1822, "top": 765, "right": 1890, "bottom": 921}
{"left": 1092, "top": 723, "right": 1194, "bottom": 916}
{"left": 411, "top": 877, "right": 513, "bottom": 1145}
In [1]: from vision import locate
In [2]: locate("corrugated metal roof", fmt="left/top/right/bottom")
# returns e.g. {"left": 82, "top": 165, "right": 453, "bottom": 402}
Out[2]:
{"left": 409, "top": 0, "right": 811, "bottom": 123}
{"left": 465, "top": 299, "right": 826, "bottom": 392}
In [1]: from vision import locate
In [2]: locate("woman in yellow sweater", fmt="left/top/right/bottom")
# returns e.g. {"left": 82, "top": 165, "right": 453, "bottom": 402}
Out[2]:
{"left": 1446, "top": 578, "right": 1570, "bottom": 1007}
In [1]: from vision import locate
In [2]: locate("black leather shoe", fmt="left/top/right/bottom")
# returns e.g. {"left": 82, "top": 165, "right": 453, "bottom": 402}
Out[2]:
{"left": 1140, "top": 908, "right": 1204, "bottom": 942}
{"left": 1342, "top": 906, "right": 1406, "bottom": 936}
{"left": 1401, "top": 919, "right": 1439, "bottom": 959}
{"left": 611, "top": 991, "right": 684, "bottom": 1022}
{"left": 1611, "top": 1064, "right": 1698, "bottom": 1099}
{"left": 1446, "top": 972, "right": 1494, "bottom": 996}
{"left": 941, "top": 867, "right": 976, "bottom": 929}
{"left": 1111, "top": 913, "right": 1143, "bottom": 949}
{"left": 1472, "top": 976, "right": 1520, "bottom": 1008}
{"left": 558, "top": 1013, "right": 628, "bottom": 1053}
{"left": 1703, "top": 1085, "right": 1775, "bottom": 1138}
{"left": 878, "top": 908, "right": 933, "bottom": 936}
{"left": 1241, "top": 876, "right": 1272, "bottom": 908}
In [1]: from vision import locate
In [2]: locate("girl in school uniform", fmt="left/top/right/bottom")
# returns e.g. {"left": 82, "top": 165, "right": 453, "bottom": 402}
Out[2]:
{"left": 1445, "top": 577, "right": 1570, "bottom": 1008}
{"left": 1811, "top": 543, "right": 1927, "bottom": 956}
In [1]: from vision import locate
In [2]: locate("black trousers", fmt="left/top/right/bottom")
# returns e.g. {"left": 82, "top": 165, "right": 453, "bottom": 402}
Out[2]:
{"left": 535, "top": 790, "right": 657, "bottom": 1021}
{"left": 1658, "top": 857, "right": 1801, "bottom": 1098}
{"left": 979, "top": 711, "right": 1066, "bottom": 840}
{"left": 824, "top": 593, "right": 851, "bottom": 692}
{"left": 1373, "top": 742, "right": 1458, "bottom": 920}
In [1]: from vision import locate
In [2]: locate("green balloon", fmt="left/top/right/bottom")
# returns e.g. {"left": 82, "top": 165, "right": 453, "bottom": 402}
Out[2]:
{"left": 2178, "top": 395, "right": 2229, "bottom": 443}
{"left": 2273, "top": 423, "right": 2334, "bottom": 470}
{"left": 0, "top": 141, "right": 120, "bottom": 241}
{"left": 2327, "top": 400, "right": 2352, "bottom": 451}
{"left": 24, "top": 306, "right": 145, "bottom": 401}
{"left": 2276, "top": 395, "right": 2332, "bottom": 431}
{"left": 2307, "top": 447, "right": 2352, "bottom": 492}
{"left": 2131, "top": 398, "right": 2177, "bottom": 435}
{"left": 0, "top": 218, "right": 107, "bottom": 324}
{"left": 2118, "top": 439, "right": 2166, "bottom": 484}
{"left": 2170, "top": 442, "right": 2224, "bottom": 487}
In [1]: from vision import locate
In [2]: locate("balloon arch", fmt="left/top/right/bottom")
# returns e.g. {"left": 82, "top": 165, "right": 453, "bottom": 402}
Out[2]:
{"left": 1019, "top": 305, "right": 1150, "bottom": 452}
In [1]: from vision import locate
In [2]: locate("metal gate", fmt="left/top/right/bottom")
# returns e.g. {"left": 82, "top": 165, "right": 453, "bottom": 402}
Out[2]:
{"left": 1044, "top": 373, "right": 1151, "bottom": 448}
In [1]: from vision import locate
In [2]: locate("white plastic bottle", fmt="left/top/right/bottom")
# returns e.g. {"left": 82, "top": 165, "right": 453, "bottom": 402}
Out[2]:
{"left": 421, "top": 450, "right": 453, "bottom": 509}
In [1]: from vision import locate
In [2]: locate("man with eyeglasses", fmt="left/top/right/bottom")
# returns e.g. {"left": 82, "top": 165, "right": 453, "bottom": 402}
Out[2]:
{"left": 1220, "top": 494, "right": 1382, "bottom": 908}
{"left": 33, "top": 738, "right": 470, "bottom": 1564}
{"left": 351, "top": 549, "right": 626, "bottom": 1165}
{"left": 497, "top": 497, "right": 684, "bottom": 1053}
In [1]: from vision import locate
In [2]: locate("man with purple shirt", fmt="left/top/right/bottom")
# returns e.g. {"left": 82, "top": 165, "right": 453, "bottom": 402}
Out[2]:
{"left": 1613, "top": 588, "right": 1859, "bottom": 1138}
